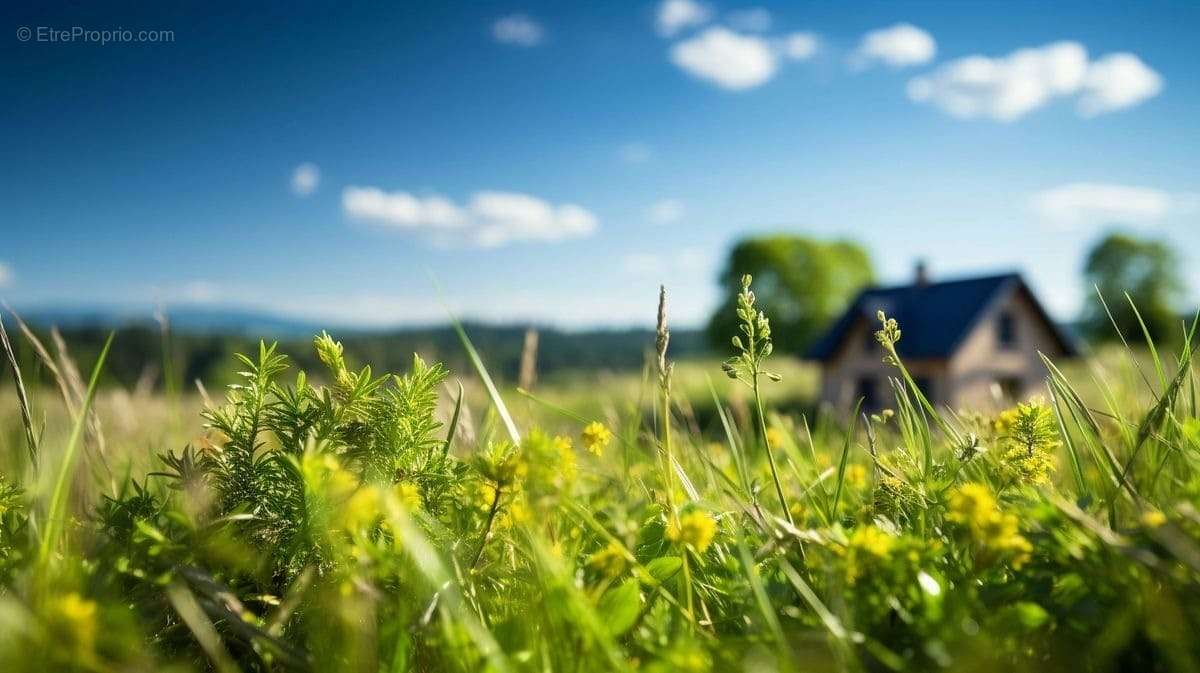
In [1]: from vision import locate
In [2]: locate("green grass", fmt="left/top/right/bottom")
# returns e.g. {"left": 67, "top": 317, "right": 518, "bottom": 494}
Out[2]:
{"left": 1, "top": 295, "right": 1199, "bottom": 673}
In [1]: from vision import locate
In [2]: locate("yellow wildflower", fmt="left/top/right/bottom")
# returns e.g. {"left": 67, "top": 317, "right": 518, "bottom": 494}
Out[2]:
{"left": 874, "top": 474, "right": 914, "bottom": 518}
{"left": 589, "top": 541, "right": 628, "bottom": 577}
{"left": 554, "top": 435, "right": 578, "bottom": 484}
{"left": 662, "top": 647, "right": 711, "bottom": 673}
{"left": 947, "top": 482, "right": 1032, "bottom": 568}
{"left": 1003, "top": 447, "right": 1055, "bottom": 485}
{"left": 979, "top": 510, "right": 1033, "bottom": 568}
{"left": 478, "top": 482, "right": 500, "bottom": 511}
{"left": 995, "top": 400, "right": 1058, "bottom": 485}
{"left": 845, "top": 463, "right": 868, "bottom": 489}
{"left": 947, "top": 482, "right": 997, "bottom": 528}
{"left": 581, "top": 421, "right": 613, "bottom": 457}
{"left": 849, "top": 525, "right": 895, "bottom": 559}
{"left": 50, "top": 593, "right": 98, "bottom": 657}
{"left": 766, "top": 427, "right": 785, "bottom": 449}
{"left": 474, "top": 440, "right": 525, "bottom": 486}
{"left": 844, "top": 525, "right": 896, "bottom": 582}
{"left": 667, "top": 510, "right": 717, "bottom": 554}
{"left": 1141, "top": 510, "right": 1167, "bottom": 528}
{"left": 520, "top": 430, "right": 577, "bottom": 493}
{"left": 310, "top": 453, "right": 358, "bottom": 501}
{"left": 343, "top": 486, "right": 383, "bottom": 530}
{"left": 395, "top": 481, "right": 422, "bottom": 510}
{"left": 509, "top": 497, "right": 531, "bottom": 524}
{"left": 788, "top": 500, "right": 806, "bottom": 523}
{"left": 301, "top": 452, "right": 383, "bottom": 531}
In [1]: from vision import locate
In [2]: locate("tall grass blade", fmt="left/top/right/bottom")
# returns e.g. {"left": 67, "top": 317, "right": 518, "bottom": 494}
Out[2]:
{"left": 1047, "top": 379, "right": 1089, "bottom": 499}
{"left": 1126, "top": 292, "right": 1167, "bottom": 391}
{"left": 1094, "top": 286, "right": 1156, "bottom": 393}
{"left": 1120, "top": 316, "right": 1197, "bottom": 488}
{"left": 830, "top": 398, "right": 863, "bottom": 520}
{"left": 451, "top": 319, "right": 520, "bottom": 444}
{"left": 707, "top": 374, "right": 750, "bottom": 496}
{"left": 166, "top": 582, "right": 242, "bottom": 673}
{"left": 735, "top": 534, "right": 792, "bottom": 663}
{"left": 38, "top": 331, "right": 113, "bottom": 566}
{"left": 387, "top": 504, "right": 513, "bottom": 673}
{"left": 1041, "top": 353, "right": 1137, "bottom": 509}
{"left": 442, "top": 380, "right": 464, "bottom": 457}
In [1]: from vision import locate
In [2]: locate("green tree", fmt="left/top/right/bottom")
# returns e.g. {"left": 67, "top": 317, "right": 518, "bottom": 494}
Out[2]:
{"left": 1081, "top": 231, "right": 1184, "bottom": 344}
{"left": 706, "top": 235, "right": 873, "bottom": 353}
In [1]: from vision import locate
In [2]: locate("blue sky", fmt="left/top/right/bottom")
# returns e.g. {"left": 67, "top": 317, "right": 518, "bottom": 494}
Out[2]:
{"left": 2, "top": 1, "right": 1198, "bottom": 328}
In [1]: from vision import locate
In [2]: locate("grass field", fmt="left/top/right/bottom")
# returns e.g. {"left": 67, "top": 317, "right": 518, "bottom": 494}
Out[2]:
{"left": 1, "top": 281, "right": 1199, "bottom": 672}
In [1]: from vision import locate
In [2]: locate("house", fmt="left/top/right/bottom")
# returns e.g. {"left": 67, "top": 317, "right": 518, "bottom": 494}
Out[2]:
{"left": 806, "top": 264, "right": 1078, "bottom": 411}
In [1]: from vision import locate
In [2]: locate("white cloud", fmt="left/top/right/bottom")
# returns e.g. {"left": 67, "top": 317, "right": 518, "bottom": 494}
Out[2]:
{"left": 493, "top": 14, "right": 544, "bottom": 47}
{"left": 343, "top": 186, "right": 597, "bottom": 247}
{"left": 1078, "top": 53, "right": 1163, "bottom": 117}
{"left": 618, "top": 142, "right": 654, "bottom": 165}
{"left": 0, "top": 262, "right": 12, "bottom": 288}
{"left": 727, "top": 7, "right": 772, "bottom": 33}
{"left": 853, "top": 23, "right": 935, "bottom": 68}
{"left": 1031, "top": 182, "right": 1175, "bottom": 229}
{"left": 907, "top": 42, "right": 1163, "bottom": 121}
{"left": 670, "top": 27, "right": 777, "bottom": 90}
{"left": 291, "top": 163, "right": 320, "bottom": 197}
{"left": 781, "top": 32, "right": 818, "bottom": 61}
{"left": 657, "top": 0, "right": 711, "bottom": 37}
{"left": 646, "top": 199, "right": 685, "bottom": 224}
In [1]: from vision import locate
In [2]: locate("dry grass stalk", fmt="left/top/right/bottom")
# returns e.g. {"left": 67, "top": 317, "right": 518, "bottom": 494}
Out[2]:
{"left": 50, "top": 327, "right": 108, "bottom": 461}
{"left": 0, "top": 314, "right": 38, "bottom": 468}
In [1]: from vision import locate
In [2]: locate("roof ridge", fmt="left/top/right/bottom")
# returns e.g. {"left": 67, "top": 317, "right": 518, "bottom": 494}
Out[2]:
{"left": 862, "top": 271, "right": 1021, "bottom": 294}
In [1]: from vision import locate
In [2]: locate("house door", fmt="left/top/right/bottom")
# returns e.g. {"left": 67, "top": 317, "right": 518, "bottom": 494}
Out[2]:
{"left": 855, "top": 376, "right": 878, "bottom": 410}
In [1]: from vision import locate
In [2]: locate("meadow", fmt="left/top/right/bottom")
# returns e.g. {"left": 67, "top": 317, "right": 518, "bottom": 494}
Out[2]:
{"left": 1, "top": 277, "right": 1199, "bottom": 672}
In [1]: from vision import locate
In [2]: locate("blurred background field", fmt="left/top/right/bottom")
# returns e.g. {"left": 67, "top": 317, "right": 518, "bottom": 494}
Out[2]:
{"left": 0, "top": 318, "right": 1160, "bottom": 482}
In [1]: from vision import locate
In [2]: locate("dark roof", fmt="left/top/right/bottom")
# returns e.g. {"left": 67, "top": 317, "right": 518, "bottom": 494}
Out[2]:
{"left": 806, "top": 272, "right": 1079, "bottom": 361}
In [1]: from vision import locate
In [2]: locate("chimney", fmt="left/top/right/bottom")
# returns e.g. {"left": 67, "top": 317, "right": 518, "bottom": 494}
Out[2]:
{"left": 914, "top": 260, "right": 930, "bottom": 287}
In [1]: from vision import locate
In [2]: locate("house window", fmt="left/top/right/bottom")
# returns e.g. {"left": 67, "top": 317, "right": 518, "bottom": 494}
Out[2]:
{"left": 913, "top": 376, "right": 935, "bottom": 404}
{"left": 856, "top": 377, "right": 878, "bottom": 409}
{"left": 997, "top": 311, "right": 1017, "bottom": 349}
{"left": 998, "top": 376, "right": 1022, "bottom": 400}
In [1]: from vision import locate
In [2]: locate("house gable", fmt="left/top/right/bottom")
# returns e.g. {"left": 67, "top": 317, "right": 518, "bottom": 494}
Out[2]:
{"left": 948, "top": 282, "right": 1075, "bottom": 405}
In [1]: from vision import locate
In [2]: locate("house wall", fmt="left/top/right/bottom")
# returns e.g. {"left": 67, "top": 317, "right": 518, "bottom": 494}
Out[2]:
{"left": 946, "top": 288, "right": 1067, "bottom": 409}
{"left": 819, "top": 320, "right": 948, "bottom": 411}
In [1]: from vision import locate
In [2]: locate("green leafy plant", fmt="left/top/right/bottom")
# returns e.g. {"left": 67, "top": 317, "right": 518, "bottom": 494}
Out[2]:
{"left": 722, "top": 274, "right": 791, "bottom": 524}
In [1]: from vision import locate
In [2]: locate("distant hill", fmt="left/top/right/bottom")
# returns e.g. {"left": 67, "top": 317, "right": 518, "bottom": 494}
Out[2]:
{"left": 15, "top": 304, "right": 337, "bottom": 338}
{"left": 5, "top": 305, "right": 709, "bottom": 389}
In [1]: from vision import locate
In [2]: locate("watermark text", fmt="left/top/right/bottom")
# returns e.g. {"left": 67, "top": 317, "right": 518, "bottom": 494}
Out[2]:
{"left": 17, "top": 26, "right": 175, "bottom": 45}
